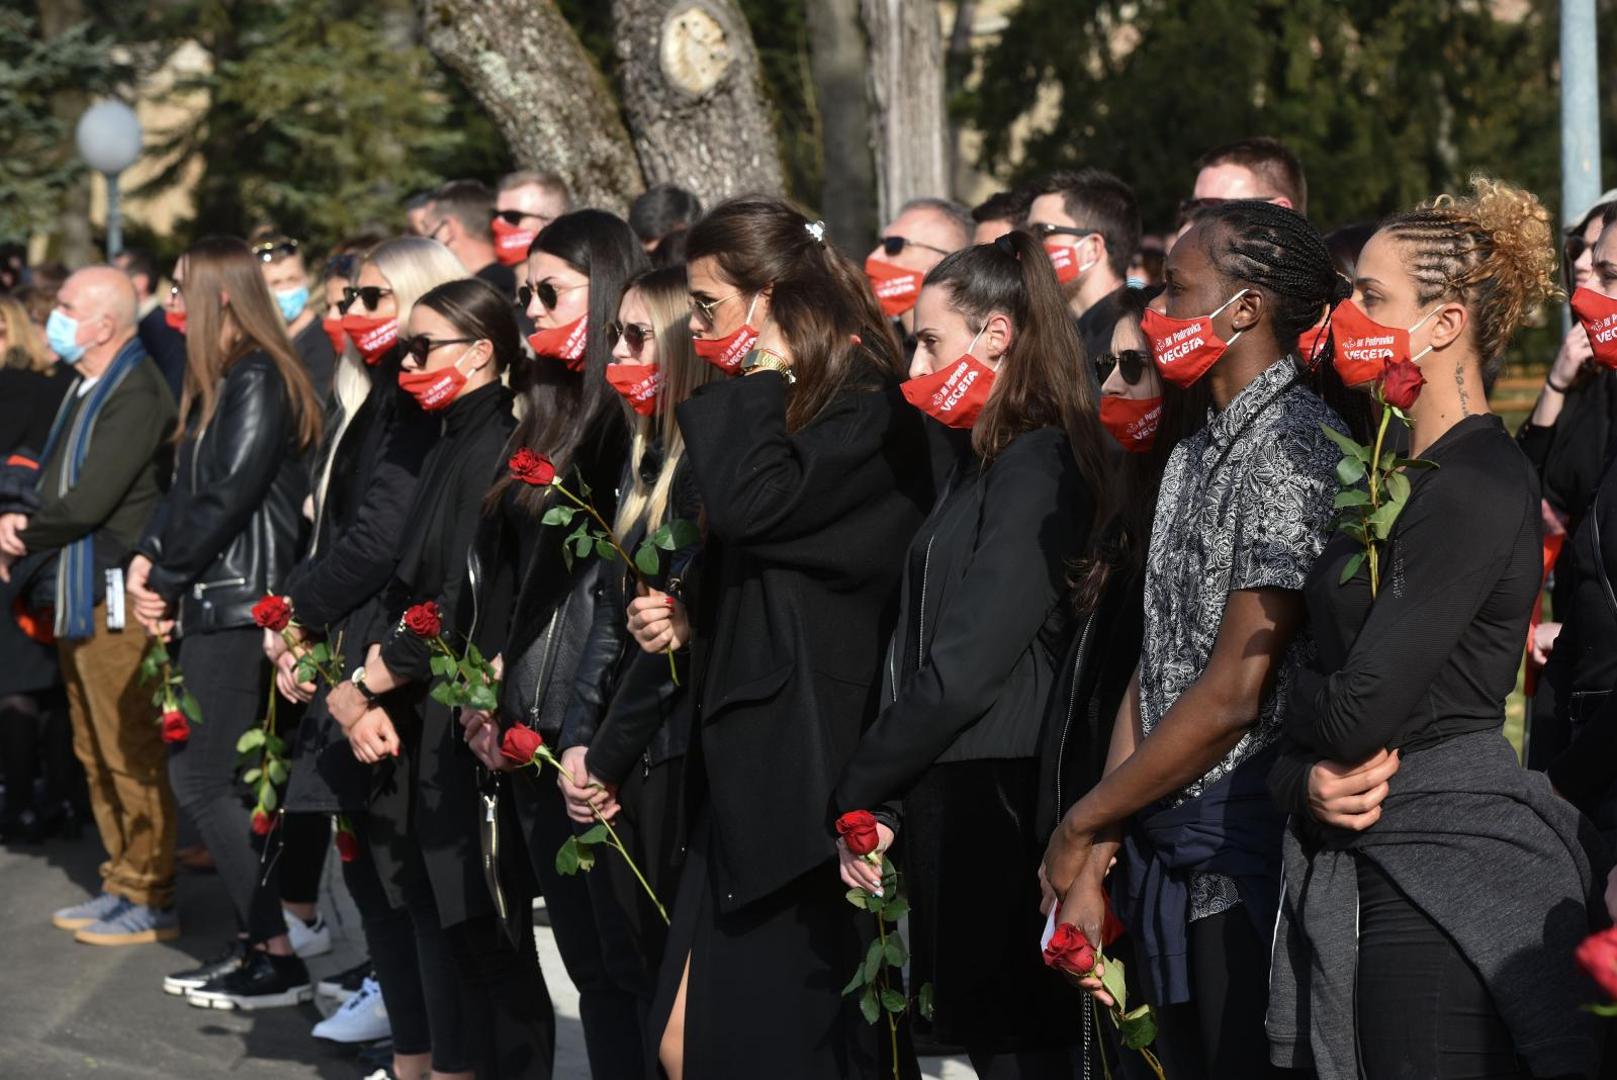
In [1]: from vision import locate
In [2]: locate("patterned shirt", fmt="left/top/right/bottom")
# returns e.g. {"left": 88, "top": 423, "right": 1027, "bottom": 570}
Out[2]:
{"left": 1140, "top": 359, "right": 1344, "bottom": 914}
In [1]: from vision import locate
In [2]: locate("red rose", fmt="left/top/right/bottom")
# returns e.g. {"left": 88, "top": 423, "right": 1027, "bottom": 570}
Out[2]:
{"left": 501, "top": 725, "right": 544, "bottom": 765}
{"left": 1577, "top": 926, "right": 1617, "bottom": 1000}
{"left": 1043, "top": 922, "right": 1097, "bottom": 976}
{"left": 835, "top": 810, "right": 880, "bottom": 856}
{"left": 251, "top": 594, "right": 293, "bottom": 632}
{"left": 508, "top": 448, "right": 557, "bottom": 486}
{"left": 403, "top": 601, "right": 442, "bottom": 638}
{"left": 250, "top": 809, "right": 274, "bottom": 837}
{"left": 1379, "top": 358, "right": 1425, "bottom": 410}
{"left": 334, "top": 828, "right": 360, "bottom": 864}
{"left": 159, "top": 710, "right": 190, "bottom": 744}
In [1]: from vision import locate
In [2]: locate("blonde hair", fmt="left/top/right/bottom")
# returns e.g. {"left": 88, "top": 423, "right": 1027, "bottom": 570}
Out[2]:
{"left": 177, "top": 237, "right": 322, "bottom": 449}
{"left": 613, "top": 265, "right": 718, "bottom": 536}
{"left": 362, "top": 236, "right": 469, "bottom": 330}
{"left": 1381, "top": 176, "right": 1562, "bottom": 376}
{"left": 0, "top": 295, "right": 53, "bottom": 373}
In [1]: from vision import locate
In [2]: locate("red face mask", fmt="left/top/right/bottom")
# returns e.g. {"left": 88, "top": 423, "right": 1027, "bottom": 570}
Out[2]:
{"left": 1571, "top": 287, "right": 1617, "bottom": 370}
{"left": 863, "top": 257, "right": 921, "bottom": 318}
{"left": 1099, "top": 394, "right": 1162, "bottom": 453}
{"left": 900, "top": 328, "right": 995, "bottom": 429}
{"left": 1297, "top": 322, "right": 1329, "bottom": 369}
{"left": 164, "top": 308, "right": 187, "bottom": 334}
{"left": 491, "top": 217, "right": 537, "bottom": 268}
{"left": 1141, "top": 289, "right": 1248, "bottom": 388}
{"left": 1328, "top": 299, "right": 1438, "bottom": 387}
{"left": 322, "top": 317, "right": 347, "bottom": 358}
{"left": 692, "top": 296, "right": 759, "bottom": 375}
{"left": 528, "top": 315, "right": 589, "bottom": 371}
{"left": 1043, "top": 240, "right": 1094, "bottom": 286}
{"left": 605, "top": 362, "right": 662, "bottom": 416}
{"left": 397, "top": 347, "right": 475, "bottom": 412}
{"left": 341, "top": 314, "right": 398, "bottom": 366}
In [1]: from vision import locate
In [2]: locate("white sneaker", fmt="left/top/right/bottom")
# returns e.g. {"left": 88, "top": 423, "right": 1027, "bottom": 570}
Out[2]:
{"left": 283, "top": 909, "right": 333, "bottom": 959}
{"left": 311, "top": 976, "right": 390, "bottom": 1044}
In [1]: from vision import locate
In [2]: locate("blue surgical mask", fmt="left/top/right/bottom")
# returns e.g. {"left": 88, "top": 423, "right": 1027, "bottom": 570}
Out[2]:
{"left": 46, "top": 308, "right": 86, "bottom": 364}
{"left": 275, "top": 285, "right": 309, "bottom": 323}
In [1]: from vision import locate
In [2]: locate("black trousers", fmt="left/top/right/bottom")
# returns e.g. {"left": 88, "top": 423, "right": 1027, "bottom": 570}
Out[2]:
{"left": 277, "top": 811, "right": 329, "bottom": 907}
{"left": 167, "top": 628, "right": 285, "bottom": 943}
{"left": 341, "top": 818, "right": 432, "bottom": 1058}
{"left": 445, "top": 902, "right": 556, "bottom": 1079}
{"left": 1356, "top": 858, "right": 1527, "bottom": 1080}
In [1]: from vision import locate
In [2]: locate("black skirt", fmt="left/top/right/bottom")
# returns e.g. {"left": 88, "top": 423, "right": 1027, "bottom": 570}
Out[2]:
{"left": 903, "top": 757, "right": 1087, "bottom": 1052}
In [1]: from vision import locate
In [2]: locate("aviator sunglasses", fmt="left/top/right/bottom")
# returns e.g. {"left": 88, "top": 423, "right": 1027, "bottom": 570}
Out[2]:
{"left": 605, "top": 321, "right": 655, "bottom": 353}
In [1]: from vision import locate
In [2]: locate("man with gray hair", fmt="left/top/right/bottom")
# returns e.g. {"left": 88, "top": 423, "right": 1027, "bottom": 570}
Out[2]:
{"left": 492, "top": 170, "right": 573, "bottom": 268}
{"left": 864, "top": 196, "right": 973, "bottom": 340}
{"left": 0, "top": 265, "right": 180, "bottom": 946}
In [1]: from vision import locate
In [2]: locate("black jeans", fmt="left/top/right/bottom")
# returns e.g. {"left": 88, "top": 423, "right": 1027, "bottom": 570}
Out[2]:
{"left": 341, "top": 817, "right": 431, "bottom": 1058}
{"left": 1356, "top": 858, "right": 1527, "bottom": 1079}
{"left": 523, "top": 773, "right": 650, "bottom": 1079}
{"left": 446, "top": 904, "right": 556, "bottom": 1078}
{"left": 277, "top": 810, "right": 329, "bottom": 907}
{"left": 167, "top": 628, "right": 284, "bottom": 943}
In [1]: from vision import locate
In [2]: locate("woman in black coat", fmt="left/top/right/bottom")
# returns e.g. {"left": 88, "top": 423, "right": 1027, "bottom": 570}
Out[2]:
{"left": 631, "top": 197, "right": 933, "bottom": 1080}
{"left": 127, "top": 236, "right": 324, "bottom": 1003}
{"left": 832, "top": 231, "right": 1107, "bottom": 1077}
{"left": 323, "top": 279, "right": 550, "bottom": 1079}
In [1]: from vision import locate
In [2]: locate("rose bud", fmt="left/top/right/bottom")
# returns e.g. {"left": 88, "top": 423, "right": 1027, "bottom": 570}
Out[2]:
{"left": 1576, "top": 926, "right": 1617, "bottom": 1000}
{"left": 403, "top": 600, "right": 442, "bottom": 638}
{"left": 334, "top": 829, "right": 360, "bottom": 864}
{"left": 250, "top": 809, "right": 274, "bottom": 837}
{"left": 251, "top": 594, "right": 293, "bottom": 632}
{"left": 159, "top": 710, "right": 190, "bottom": 744}
{"left": 1379, "top": 357, "right": 1426, "bottom": 410}
{"left": 1043, "top": 922, "right": 1097, "bottom": 976}
{"left": 508, "top": 447, "right": 557, "bottom": 487}
{"left": 501, "top": 725, "right": 544, "bottom": 765}
{"left": 835, "top": 810, "right": 880, "bottom": 856}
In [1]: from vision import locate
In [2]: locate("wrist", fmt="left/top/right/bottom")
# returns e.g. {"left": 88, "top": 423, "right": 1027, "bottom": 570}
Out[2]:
{"left": 1546, "top": 373, "right": 1573, "bottom": 394}
{"left": 349, "top": 665, "right": 381, "bottom": 708}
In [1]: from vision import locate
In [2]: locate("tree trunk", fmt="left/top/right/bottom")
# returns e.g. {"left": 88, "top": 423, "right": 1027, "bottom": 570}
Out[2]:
{"left": 608, "top": 0, "right": 784, "bottom": 207}
{"left": 806, "top": 0, "right": 876, "bottom": 251}
{"left": 38, "top": 0, "right": 94, "bottom": 266}
{"left": 417, "top": 0, "right": 644, "bottom": 213}
{"left": 860, "top": 0, "right": 950, "bottom": 224}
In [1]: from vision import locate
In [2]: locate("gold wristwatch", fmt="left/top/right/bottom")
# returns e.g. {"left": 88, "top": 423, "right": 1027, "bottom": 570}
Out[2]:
{"left": 741, "top": 347, "right": 796, "bottom": 383}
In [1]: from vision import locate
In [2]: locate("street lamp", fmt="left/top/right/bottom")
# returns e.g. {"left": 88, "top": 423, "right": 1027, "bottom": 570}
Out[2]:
{"left": 75, "top": 100, "right": 143, "bottom": 260}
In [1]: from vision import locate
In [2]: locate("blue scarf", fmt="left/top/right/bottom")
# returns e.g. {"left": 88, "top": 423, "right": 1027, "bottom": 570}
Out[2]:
{"left": 38, "top": 338, "right": 150, "bottom": 640}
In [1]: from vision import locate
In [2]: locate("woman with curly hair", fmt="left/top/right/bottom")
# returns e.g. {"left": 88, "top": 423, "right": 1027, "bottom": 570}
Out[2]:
{"left": 1267, "top": 179, "right": 1607, "bottom": 1080}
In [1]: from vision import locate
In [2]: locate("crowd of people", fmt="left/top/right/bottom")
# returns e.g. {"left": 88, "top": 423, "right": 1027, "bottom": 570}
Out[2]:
{"left": 1, "top": 137, "right": 1615, "bottom": 1080}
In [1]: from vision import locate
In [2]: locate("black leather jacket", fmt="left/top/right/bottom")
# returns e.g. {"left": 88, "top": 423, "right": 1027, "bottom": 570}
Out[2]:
{"left": 139, "top": 351, "right": 308, "bottom": 634}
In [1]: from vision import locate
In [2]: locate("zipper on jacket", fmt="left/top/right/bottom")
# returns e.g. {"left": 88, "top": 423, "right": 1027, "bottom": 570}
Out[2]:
{"left": 915, "top": 534, "right": 937, "bottom": 668}
{"left": 528, "top": 594, "right": 572, "bottom": 723}
{"left": 464, "top": 551, "right": 484, "bottom": 648}
{"left": 1054, "top": 609, "right": 1098, "bottom": 829}
{"left": 482, "top": 791, "right": 507, "bottom": 925}
{"left": 192, "top": 575, "right": 246, "bottom": 599}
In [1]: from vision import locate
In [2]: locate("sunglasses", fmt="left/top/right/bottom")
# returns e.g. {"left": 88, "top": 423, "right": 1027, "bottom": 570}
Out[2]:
{"left": 401, "top": 335, "right": 477, "bottom": 365}
{"left": 252, "top": 238, "right": 299, "bottom": 263}
{"left": 1095, "top": 349, "right": 1149, "bottom": 387}
{"left": 518, "top": 280, "right": 586, "bottom": 311}
{"left": 880, "top": 235, "right": 951, "bottom": 258}
{"left": 1032, "top": 223, "right": 1099, "bottom": 242}
{"left": 691, "top": 291, "right": 742, "bottom": 331}
{"left": 606, "top": 321, "right": 655, "bottom": 353}
{"left": 341, "top": 285, "right": 394, "bottom": 314}
{"left": 492, "top": 209, "right": 553, "bottom": 228}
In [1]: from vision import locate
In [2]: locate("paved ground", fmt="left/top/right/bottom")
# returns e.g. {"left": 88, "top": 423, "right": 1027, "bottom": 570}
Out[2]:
{"left": 0, "top": 832, "right": 969, "bottom": 1078}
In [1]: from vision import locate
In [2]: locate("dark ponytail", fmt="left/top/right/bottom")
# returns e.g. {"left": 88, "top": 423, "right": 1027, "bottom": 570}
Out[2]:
{"left": 924, "top": 229, "right": 1110, "bottom": 536}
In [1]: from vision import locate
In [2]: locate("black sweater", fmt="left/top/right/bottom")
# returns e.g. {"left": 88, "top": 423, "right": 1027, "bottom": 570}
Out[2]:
{"left": 836, "top": 426, "right": 1092, "bottom": 813}
{"left": 1273, "top": 415, "right": 1541, "bottom": 807}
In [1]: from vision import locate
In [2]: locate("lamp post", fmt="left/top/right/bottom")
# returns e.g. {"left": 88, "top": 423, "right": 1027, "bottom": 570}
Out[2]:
{"left": 74, "top": 100, "right": 143, "bottom": 260}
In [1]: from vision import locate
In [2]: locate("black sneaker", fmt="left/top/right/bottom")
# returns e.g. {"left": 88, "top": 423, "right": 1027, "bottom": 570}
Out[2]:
{"left": 185, "top": 949, "right": 312, "bottom": 1010}
{"left": 316, "top": 956, "right": 373, "bottom": 1002}
{"left": 163, "top": 940, "right": 246, "bottom": 995}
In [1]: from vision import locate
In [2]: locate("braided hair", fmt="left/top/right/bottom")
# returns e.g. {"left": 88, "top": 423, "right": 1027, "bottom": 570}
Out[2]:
{"left": 1379, "top": 176, "right": 1561, "bottom": 383}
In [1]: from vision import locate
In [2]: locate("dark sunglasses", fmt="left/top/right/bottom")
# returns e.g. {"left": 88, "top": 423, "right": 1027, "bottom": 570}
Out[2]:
{"left": 252, "top": 238, "right": 299, "bottom": 263}
{"left": 517, "top": 280, "right": 585, "bottom": 311}
{"left": 492, "top": 209, "right": 552, "bottom": 228}
{"left": 401, "top": 335, "right": 477, "bottom": 365}
{"left": 1032, "top": 223, "right": 1099, "bottom": 242}
{"left": 880, "top": 235, "right": 951, "bottom": 258}
{"left": 605, "top": 321, "right": 655, "bottom": 353}
{"left": 340, "top": 285, "right": 394, "bottom": 314}
{"left": 1095, "top": 349, "right": 1148, "bottom": 386}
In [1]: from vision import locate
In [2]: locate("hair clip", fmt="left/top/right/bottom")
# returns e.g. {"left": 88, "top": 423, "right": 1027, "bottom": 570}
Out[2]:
{"left": 994, "top": 233, "right": 1019, "bottom": 259}
{"left": 804, "top": 220, "right": 827, "bottom": 245}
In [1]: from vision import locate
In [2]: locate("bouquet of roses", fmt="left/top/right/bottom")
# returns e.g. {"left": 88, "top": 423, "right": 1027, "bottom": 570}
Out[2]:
{"left": 1043, "top": 904, "right": 1164, "bottom": 1079}
{"left": 252, "top": 594, "right": 345, "bottom": 688}
{"left": 1319, "top": 358, "right": 1435, "bottom": 597}
{"left": 138, "top": 635, "right": 201, "bottom": 744}
{"left": 835, "top": 810, "right": 932, "bottom": 1080}
{"left": 508, "top": 449, "right": 698, "bottom": 684}
{"left": 400, "top": 600, "right": 500, "bottom": 712}
{"left": 500, "top": 726, "right": 668, "bottom": 924}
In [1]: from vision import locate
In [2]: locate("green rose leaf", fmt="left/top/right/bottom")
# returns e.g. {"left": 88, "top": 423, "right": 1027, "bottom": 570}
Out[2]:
{"left": 859, "top": 985, "right": 880, "bottom": 1026}
{"left": 429, "top": 654, "right": 454, "bottom": 678}
{"left": 844, "top": 888, "right": 869, "bottom": 911}
{"left": 236, "top": 728, "right": 266, "bottom": 753}
{"left": 879, "top": 989, "right": 908, "bottom": 1015}
{"left": 260, "top": 784, "right": 278, "bottom": 813}
{"left": 918, "top": 983, "right": 935, "bottom": 1021}
{"left": 1338, "top": 551, "right": 1366, "bottom": 586}
{"left": 664, "top": 519, "right": 701, "bottom": 550}
{"left": 267, "top": 758, "right": 290, "bottom": 785}
{"left": 294, "top": 658, "right": 316, "bottom": 683}
{"left": 540, "top": 505, "right": 576, "bottom": 526}
{"left": 840, "top": 964, "right": 866, "bottom": 996}
{"left": 466, "top": 641, "right": 485, "bottom": 667}
{"left": 1368, "top": 500, "right": 1402, "bottom": 540}
{"left": 429, "top": 682, "right": 459, "bottom": 707}
{"left": 1385, "top": 470, "right": 1411, "bottom": 503}
{"left": 595, "top": 538, "right": 619, "bottom": 561}
{"left": 1332, "top": 488, "right": 1371, "bottom": 508}
{"left": 1319, "top": 423, "right": 1369, "bottom": 462}
{"left": 573, "top": 535, "right": 593, "bottom": 558}
{"left": 561, "top": 546, "right": 574, "bottom": 572}
{"left": 1099, "top": 951, "right": 1128, "bottom": 1013}
{"left": 863, "top": 938, "right": 885, "bottom": 982}
{"left": 634, "top": 544, "right": 662, "bottom": 577}
{"left": 555, "top": 836, "right": 581, "bottom": 875}
{"left": 579, "top": 823, "right": 612, "bottom": 845}
{"left": 468, "top": 683, "right": 498, "bottom": 711}
{"left": 241, "top": 767, "right": 262, "bottom": 785}
{"left": 180, "top": 691, "right": 204, "bottom": 724}
{"left": 881, "top": 895, "right": 909, "bottom": 923}
{"left": 883, "top": 936, "right": 908, "bottom": 968}
{"left": 1336, "top": 457, "right": 1366, "bottom": 486}
{"left": 1119, "top": 1004, "right": 1159, "bottom": 1049}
